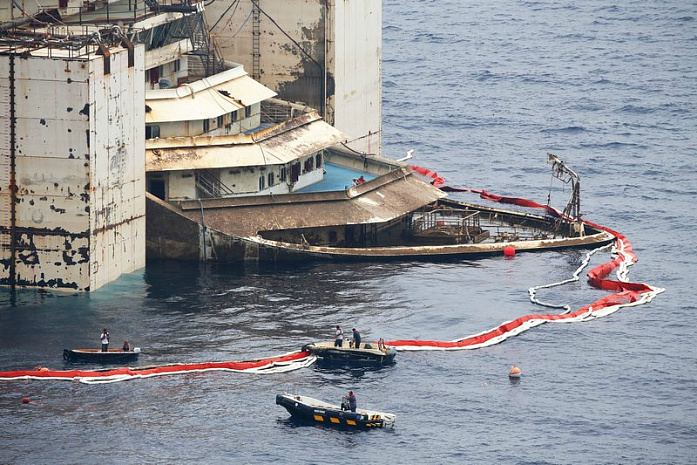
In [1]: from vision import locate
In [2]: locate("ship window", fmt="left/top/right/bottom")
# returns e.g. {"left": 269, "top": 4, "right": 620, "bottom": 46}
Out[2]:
{"left": 280, "top": 167, "right": 287, "bottom": 182}
{"left": 316, "top": 153, "right": 323, "bottom": 168}
{"left": 304, "top": 157, "right": 314, "bottom": 173}
{"left": 145, "top": 125, "right": 160, "bottom": 139}
{"left": 245, "top": 106, "right": 252, "bottom": 118}
{"left": 148, "top": 178, "right": 165, "bottom": 200}
{"left": 174, "top": 59, "right": 181, "bottom": 72}
{"left": 217, "top": 115, "right": 224, "bottom": 128}
{"left": 291, "top": 162, "right": 300, "bottom": 182}
{"left": 259, "top": 175, "right": 266, "bottom": 191}
{"left": 268, "top": 172, "right": 275, "bottom": 187}
{"left": 203, "top": 119, "right": 210, "bottom": 133}
{"left": 231, "top": 110, "right": 237, "bottom": 122}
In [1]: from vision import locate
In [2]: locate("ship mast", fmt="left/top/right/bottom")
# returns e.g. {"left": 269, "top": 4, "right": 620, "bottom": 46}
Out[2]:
{"left": 547, "top": 153, "right": 584, "bottom": 237}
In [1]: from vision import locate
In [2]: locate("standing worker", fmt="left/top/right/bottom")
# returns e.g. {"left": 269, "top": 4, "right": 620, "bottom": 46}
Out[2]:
{"left": 352, "top": 328, "right": 361, "bottom": 349}
{"left": 334, "top": 325, "right": 344, "bottom": 347}
{"left": 348, "top": 391, "right": 357, "bottom": 412}
{"left": 100, "top": 328, "right": 110, "bottom": 352}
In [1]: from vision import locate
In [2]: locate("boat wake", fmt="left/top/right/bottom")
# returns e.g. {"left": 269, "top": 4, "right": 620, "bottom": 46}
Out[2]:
{"left": 0, "top": 186, "right": 663, "bottom": 383}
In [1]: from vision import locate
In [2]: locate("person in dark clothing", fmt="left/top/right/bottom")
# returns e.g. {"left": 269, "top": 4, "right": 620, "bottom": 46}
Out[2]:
{"left": 352, "top": 328, "right": 361, "bottom": 349}
{"left": 100, "top": 328, "right": 109, "bottom": 352}
{"left": 348, "top": 391, "right": 357, "bottom": 412}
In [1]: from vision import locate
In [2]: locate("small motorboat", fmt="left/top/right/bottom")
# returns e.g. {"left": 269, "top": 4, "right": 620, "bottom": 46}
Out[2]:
{"left": 276, "top": 392, "right": 396, "bottom": 429}
{"left": 302, "top": 340, "right": 397, "bottom": 366}
{"left": 63, "top": 348, "right": 141, "bottom": 364}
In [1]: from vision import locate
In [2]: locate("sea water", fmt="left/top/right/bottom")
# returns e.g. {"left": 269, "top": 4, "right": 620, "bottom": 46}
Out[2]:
{"left": 1, "top": 1, "right": 696, "bottom": 463}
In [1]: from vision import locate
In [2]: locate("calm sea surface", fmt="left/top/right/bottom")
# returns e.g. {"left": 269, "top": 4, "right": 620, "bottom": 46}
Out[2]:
{"left": 2, "top": 1, "right": 696, "bottom": 463}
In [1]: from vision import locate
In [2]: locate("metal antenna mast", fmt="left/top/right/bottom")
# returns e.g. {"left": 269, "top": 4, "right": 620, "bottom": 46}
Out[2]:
{"left": 547, "top": 153, "right": 584, "bottom": 237}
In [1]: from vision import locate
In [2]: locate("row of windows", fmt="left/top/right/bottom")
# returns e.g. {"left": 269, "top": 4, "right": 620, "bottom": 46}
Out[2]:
{"left": 146, "top": 105, "right": 257, "bottom": 139}
{"left": 258, "top": 155, "right": 322, "bottom": 191}
{"left": 259, "top": 169, "right": 284, "bottom": 190}
{"left": 204, "top": 106, "right": 253, "bottom": 133}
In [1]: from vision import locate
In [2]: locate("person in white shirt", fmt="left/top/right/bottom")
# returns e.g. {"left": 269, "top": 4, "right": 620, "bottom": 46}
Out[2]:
{"left": 334, "top": 325, "right": 344, "bottom": 347}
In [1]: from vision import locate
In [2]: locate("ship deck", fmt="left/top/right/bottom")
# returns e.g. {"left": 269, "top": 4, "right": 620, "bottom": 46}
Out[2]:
{"left": 297, "top": 164, "right": 375, "bottom": 193}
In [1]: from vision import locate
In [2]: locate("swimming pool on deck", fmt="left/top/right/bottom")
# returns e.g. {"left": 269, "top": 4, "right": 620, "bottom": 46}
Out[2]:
{"left": 297, "top": 164, "right": 374, "bottom": 193}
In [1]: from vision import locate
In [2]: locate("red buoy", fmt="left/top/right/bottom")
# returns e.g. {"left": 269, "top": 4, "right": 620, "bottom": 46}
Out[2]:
{"left": 503, "top": 245, "right": 516, "bottom": 257}
{"left": 22, "top": 397, "right": 30, "bottom": 404}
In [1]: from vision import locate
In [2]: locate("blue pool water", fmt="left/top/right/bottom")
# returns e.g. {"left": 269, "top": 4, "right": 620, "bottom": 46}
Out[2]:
{"left": 297, "top": 163, "right": 374, "bottom": 192}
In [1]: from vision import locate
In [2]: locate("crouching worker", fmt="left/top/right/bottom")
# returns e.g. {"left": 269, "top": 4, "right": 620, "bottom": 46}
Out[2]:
{"left": 122, "top": 340, "right": 132, "bottom": 352}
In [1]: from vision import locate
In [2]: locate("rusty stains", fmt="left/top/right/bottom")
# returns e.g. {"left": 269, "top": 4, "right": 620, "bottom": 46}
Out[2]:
{"left": 18, "top": 249, "right": 39, "bottom": 265}
{"left": 62, "top": 248, "right": 89, "bottom": 265}
{"left": 79, "top": 103, "right": 89, "bottom": 117}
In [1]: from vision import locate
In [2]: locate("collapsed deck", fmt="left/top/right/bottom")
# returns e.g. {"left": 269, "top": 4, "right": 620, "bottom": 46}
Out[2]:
{"left": 146, "top": 165, "right": 614, "bottom": 262}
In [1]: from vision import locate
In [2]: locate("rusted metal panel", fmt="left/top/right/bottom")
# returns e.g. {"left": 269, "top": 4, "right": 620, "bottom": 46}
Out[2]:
{"left": 14, "top": 157, "right": 90, "bottom": 233}
{"left": 0, "top": 44, "right": 145, "bottom": 291}
{"left": 88, "top": 47, "right": 146, "bottom": 290}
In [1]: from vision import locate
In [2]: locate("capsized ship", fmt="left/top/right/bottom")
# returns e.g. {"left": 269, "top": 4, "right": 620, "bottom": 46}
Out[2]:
{"left": 147, "top": 149, "right": 614, "bottom": 263}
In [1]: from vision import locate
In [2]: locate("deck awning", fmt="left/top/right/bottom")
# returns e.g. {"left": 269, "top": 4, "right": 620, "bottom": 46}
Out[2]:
{"left": 176, "top": 167, "right": 448, "bottom": 237}
{"left": 145, "top": 112, "right": 347, "bottom": 172}
{"left": 145, "top": 67, "right": 277, "bottom": 123}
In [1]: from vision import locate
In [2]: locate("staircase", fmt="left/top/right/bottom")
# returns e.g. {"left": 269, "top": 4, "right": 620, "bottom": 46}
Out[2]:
{"left": 195, "top": 170, "right": 235, "bottom": 198}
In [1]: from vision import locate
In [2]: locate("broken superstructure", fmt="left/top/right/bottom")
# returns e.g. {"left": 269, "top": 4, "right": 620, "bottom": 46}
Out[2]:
{"left": 0, "top": 1, "right": 614, "bottom": 292}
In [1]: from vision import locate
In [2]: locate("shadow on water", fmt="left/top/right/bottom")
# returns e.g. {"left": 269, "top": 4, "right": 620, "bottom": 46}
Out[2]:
{"left": 312, "top": 360, "right": 397, "bottom": 378}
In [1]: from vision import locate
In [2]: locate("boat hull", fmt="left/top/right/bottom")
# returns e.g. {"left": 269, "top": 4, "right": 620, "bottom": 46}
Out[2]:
{"left": 63, "top": 349, "right": 140, "bottom": 364}
{"left": 276, "top": 393, "right": 395, "bottom": 429}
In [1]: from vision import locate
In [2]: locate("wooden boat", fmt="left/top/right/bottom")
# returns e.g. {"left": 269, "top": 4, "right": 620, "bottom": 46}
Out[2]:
{"left": 63, "top": 348, "right": 141, "bottom": 363}
{"left": 302, "top": 340, "right": 397, "bottom": 365}
{"left": 276, "top": 393, "right": 396, "bottom": 429}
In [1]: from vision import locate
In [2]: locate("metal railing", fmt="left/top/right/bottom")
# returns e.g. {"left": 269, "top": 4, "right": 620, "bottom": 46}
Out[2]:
{"left": 195, "top": 169, "right": 235, "bottom": 199}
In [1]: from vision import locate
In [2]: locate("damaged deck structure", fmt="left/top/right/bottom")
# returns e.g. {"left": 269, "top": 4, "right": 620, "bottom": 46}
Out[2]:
{"left": 146, "top": 161, "right": 614, "bottom": 263}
